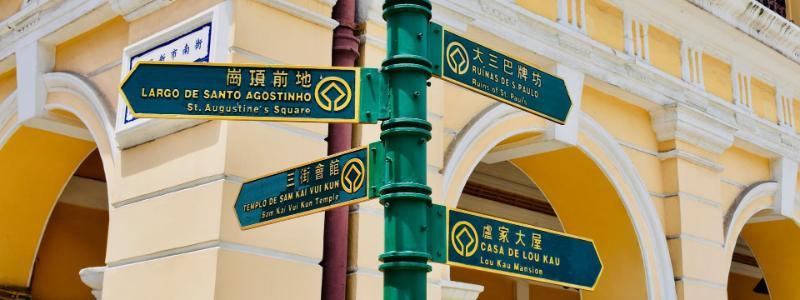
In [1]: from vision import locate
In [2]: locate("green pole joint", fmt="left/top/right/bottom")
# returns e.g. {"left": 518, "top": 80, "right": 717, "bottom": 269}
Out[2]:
{"left": 380, "top": 0, "right": 433, "bottom": 299}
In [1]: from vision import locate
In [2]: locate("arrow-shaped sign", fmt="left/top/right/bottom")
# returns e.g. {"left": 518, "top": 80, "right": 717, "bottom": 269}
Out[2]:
{"left": 428, "top": 23, "right": 573, "bottom": 124}
{"left": 120, "top": 62, "right": 384, "bottom": 124}
{"left": 443, "top": 209, "right": 602, "bottom": 290}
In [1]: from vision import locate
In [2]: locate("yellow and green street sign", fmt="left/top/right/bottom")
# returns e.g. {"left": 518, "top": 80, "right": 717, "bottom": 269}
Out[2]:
{"left": 428, "top": 23, "right": 573, "bottom": 124}
{"left": 234, "top": 142, "right": 384, "bottom": 229}
{"left": 443, "top": 209, "right": 602, "bottom": 290}
{"left": 119, "top": 62, "right": 385, "bottom": 124}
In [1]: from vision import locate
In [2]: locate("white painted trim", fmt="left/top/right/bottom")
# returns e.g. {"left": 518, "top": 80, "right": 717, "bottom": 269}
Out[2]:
{"left": 429, "top": 0, "right": 800, "bottom": 163}
{"left": 724, "top": 181, "right": 778, "bottom": 239}
{"left": 441, "top": 280, "right": 484, "bottom": 300}
{"left": 650, "top": 103, "right": 736, "bottom": 154}
{"left": 105, "top": 240, "right": 321, "bottom": 268}
{"left": 43, "top": 72, "right": 115, "bottom": 144}
{"left": 0, "top": 92, "right": 19, "bottom": 150}
{"left": 0, "top": 0, "right": 113, "bottom": 62}
{"left": 15, "top": 40, "right": 53, "bottom": 122}
{"left": 686, "top": 0, "right": 800, "bottom": 63}
{"left": 256, "top": 0, "right": 338, "bottom": 30}
{"left": 578, "top": 113, "right": 677, "bottom": 300}
{"left": 771, "top": 157, "right": 798, "bottom": 218}
{"left": 657, "top": 149, "right": 724, "bottom": 172}
{"left": 109, "top": 0, "right": 175, "bottom": 21}
{"left": 114, "top": 2, "right": 233, "bottom": 149}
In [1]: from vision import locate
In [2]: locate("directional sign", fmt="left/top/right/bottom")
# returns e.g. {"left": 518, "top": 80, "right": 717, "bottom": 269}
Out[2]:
{"left": 446, "top": 209, "right": 602, "bottom": 290}
{"left": 429, "top": 23, "right": 572, "bottom": 124}
{"left": 120, "top": 62, "right": 384, "bottom": 123}
{"left": 235, "top": 144, "right": 382, "bottom": 229}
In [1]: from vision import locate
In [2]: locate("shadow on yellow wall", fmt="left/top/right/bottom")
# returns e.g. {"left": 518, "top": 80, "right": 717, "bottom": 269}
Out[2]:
{"left": 451, "top": 146, "right": 648, "bottom": 299}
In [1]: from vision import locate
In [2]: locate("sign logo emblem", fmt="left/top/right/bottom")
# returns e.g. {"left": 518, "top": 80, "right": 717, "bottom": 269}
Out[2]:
{"left": 315, "top": 76, "right": 353, "bottom": 112}
{"left": 450, "top": 220, "right": 479, "bottom": 257}
{"left": 340, "top": 158, "right": 365, "bottom": 194}
{"left": 446, "top": 41, "right": 469, "bottom": 75}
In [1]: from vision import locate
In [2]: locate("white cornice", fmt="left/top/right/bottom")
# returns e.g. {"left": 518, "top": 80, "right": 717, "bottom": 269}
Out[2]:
{"left": 0, "top": 0, "right": 112, "bottom": 62}
{"left": 651, "top": 103, "right": 736, "bottom": 154}
{"left": 686, "top": 0, "right": 800, "bottom": 63}
{"left": 109, "top": 0, "right": 175, "bottom": 21}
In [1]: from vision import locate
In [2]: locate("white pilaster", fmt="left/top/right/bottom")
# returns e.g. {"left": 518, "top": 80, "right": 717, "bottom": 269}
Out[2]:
{"left": 15, "top": 41, "right": 53, "bottom": 122}
{"left": 771, "top": 157, "right": 798, "bottom": 218}
{"left": 551, "top": 63, "right": 584, "bottom": 146}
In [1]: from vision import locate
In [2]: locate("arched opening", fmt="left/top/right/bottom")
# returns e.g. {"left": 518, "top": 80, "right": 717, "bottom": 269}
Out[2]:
{"left": 0, "top": 83, "right": 113, "bottom": 299}
{"left": 726, "top": 215, "right": 800, "bottom": 299}
{"left": 29, "top": 148, "right": 108, "bottom": 299}
{"left": 449, "top": 144, "right": 649, "bottom": 299}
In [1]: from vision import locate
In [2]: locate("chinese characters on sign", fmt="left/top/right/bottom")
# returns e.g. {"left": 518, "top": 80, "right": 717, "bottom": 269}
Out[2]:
{"left": 120, "top": 62, "right": 371, "bottom": 123}
{"left": 447, "top": 209, "right": 602, "bottom": 290}
{"left": 435, "top": 25, "right": 572, "bottom": 124}
{"left": 234, "top": 147, "right": 371, "bottom": 228}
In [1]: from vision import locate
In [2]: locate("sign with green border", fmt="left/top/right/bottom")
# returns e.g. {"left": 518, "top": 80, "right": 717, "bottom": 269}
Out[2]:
{"left": 234, "top": 143, "right": 384, "bottom": 229}
{"left": 446, "top": 209, "right": 602, "bottom": 290}
{"left": 120, "top": 62, "right": 384, "bottom": 124}
{"left": 429, "top": 23, "right": 572, "bottom": 124}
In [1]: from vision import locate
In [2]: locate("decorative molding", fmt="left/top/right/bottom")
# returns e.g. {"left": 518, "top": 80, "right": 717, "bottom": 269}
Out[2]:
{"left": 108, "top": 0, "right": 175, "bottom": 21}
{"left": 440, "top": 280, "right": 483, "bottom": 300}
{"left": 657, "top": 149, "right": 724, "bottom": 172}
{"left": 256, "top": 0, "right": 338, "bottom": 30}
{"left": 79, "top": 266, "right": 105, "bottom": 300}
{"left": 687, "top": 0, "right": 800, "bottom": 63}
{"left": 0, "top": 0, "right": 111, "bottom": 62}
{"left": 723, "top": 181, "right": 778, "bottom": 238}
{"left": 650, "top": 103, "right": 736, "bottom": 154}
{"left": 476, "top": 0, "right": 519, "bottom": 27}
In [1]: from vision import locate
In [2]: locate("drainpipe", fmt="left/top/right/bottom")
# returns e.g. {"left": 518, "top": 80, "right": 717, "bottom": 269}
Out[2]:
{"left": 321, "top": 0, "right": 360, "bottom": 299}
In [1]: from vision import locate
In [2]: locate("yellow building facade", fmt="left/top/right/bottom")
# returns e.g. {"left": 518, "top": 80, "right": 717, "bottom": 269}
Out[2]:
{"left": 0, "top": 0, "right": 799, "bottom": 299}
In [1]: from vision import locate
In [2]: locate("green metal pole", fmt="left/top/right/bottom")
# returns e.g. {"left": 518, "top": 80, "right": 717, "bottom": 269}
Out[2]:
{"left": 379, "top": 0, "right": 432, "bottom": 299}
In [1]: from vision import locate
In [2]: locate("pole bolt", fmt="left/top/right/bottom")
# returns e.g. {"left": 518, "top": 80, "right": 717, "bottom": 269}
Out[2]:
{"left": 413, "top": 91, "right": 420, "bottom": 98}
{"left": 417, "top": 32, "right": 423, "bottom": 39}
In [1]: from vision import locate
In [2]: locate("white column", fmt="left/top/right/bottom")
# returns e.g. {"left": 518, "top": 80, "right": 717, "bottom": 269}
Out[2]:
{"left": 15, "top": 41, "right": 53, "bottom": 122}
{"left": 557, "top": 0, "right": 568, "bottom": 25}
{"left": 578, "top": 0, "right": 586, "bottom": 32}
{"left": 776, "top": 89, "right": 786, "bottom": 126}
{"left": 681, "top": 41, "right": 690, "bottom": 81}
{"left": 624, "top": 13, "right": 633, "bottom": 55}
{"left": 642, "top": 23, "right": 650, "bottom": 62}
{"left": 515, "top": 280, "right": 530, "bottom": 300}
{"left": 771, "top": 157, "right": 798, "bottom": 218}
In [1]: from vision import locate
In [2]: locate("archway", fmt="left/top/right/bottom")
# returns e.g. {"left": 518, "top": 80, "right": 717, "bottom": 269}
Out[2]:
{"left": 723, "top": 182, "right": 800, "bottom": 299}
{"left": 0, "top": 73, "right": 116, "bottom": 298}
{"left": 443, "top": 104, "right": 676, "bottom": 299}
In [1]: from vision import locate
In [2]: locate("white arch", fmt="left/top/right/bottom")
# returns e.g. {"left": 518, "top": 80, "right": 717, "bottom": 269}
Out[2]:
{"left": 0, "top": 72, "right": 118, "bottom": 165}
{"left": 442, "top": 104, "right": 677, "bottom": 300}
{"left": 0, "top": 91, "right": 19, "bottom": 148}
{"left": 722, "top": 181, "right": 778, "bottom": 253}
{"left": 43, "top": 72, "right": 117, "bottom": 166}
